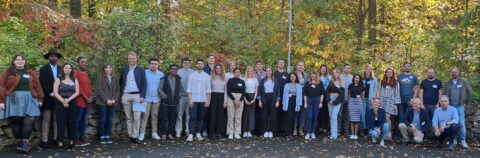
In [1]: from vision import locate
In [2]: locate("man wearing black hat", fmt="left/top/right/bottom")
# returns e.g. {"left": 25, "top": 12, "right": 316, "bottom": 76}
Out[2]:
{"left": 39, "top": 48, "right": 62, "bottom": 149}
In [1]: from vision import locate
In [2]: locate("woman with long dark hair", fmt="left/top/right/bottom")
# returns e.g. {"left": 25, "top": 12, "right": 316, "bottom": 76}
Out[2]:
{"left": 303, "top": 70, "right": 324, "bottom": 140}
{"left": 281, "top": 72, "right": 303, "bottom": 140}
{"left": 348, "top": 74, "right": 364, "bottom": 140}
{"left": 318, "top": 65, "right": 331, "bottom": 134}
{"left": 53, "top": 63, "right": 79, "bottom": 149}
{"left": 258, "top": 66, "right": 280, "bottom": 138}
{"left": 0, "top": 55, "right": 44, "bottom": 153}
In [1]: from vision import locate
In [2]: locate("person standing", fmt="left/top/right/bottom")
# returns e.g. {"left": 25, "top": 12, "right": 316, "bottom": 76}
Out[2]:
{"left": 397, "top": 62, "right": 419, "bottom": 120}
{"left": 325, "top": 69, "right": 345, "bottom": 140}
{"left": 225, "top": 61, "right": 238, "bottom": 79}
{"left": 208, "top": 64, "right": 228, "bottom": 139}
{"left": 53, "top": 63, "right": 80, "bottom": 149}
{"left": 444, "top": 68, "right": 473, "bottom": 148}
{"left": 361, "top": 65, "right": 378, "bottom": 131}
{"left": 139, "top": 58, "right": 164, "bottom": 141}
{"left": 159, "top": 64, "right": 182, "bottom": 140}
{"left": 186, "top": 59, "right": 211, "bottom": 142}
{"left": 226, "top": 68, "right": 246, "bottom": 139}
{"left": 433, "top": 95, "right": 460, "bottom": 151}
{"left": 376, "top": 68, "right": 401, "bottom": 140}
{"left": 318, "top": 65, "right": 331, "bottom": 134}
{"left": 282, "top": 73, "right": 303, "bottom": 140}
{"left": 418, "top": 67, "right": 442, "bottom": 119}
{"left": 303, "top": 71, "right": 324, "bottom": 140}
{"left": 175, "top": 58, "right": 194, "bottom": 138}
{"left": 274, "top": 60, "right": 288, "bottom": 134}
{"left": 73, "top": 57, "right": 93, "bottom": 147}
{"left": 0, "top": 55, "right": 44, "bottom": 152}
{"left": 293, "top": 62, "right": 307, "bottom": 136}
{"left": 39, "top": 48, "right": 62, "bottom": 149}
{"left": 367, "top": 98, "right": 389, "bottom": 146}
{"left": 340, "top": 64, "right": 353, "bottom": 136}
{"left": 258, "top": 66, "right": 280, "bottom": 138}
{"left": 242, "top": 66, "right": 258, "bottom": 138}
{"left": 95, "top": 63, "right": 120, "bottom": 144}
{"left": 253, "top": 60, "right": 265, "bottom": 135}
{"left": 347, "top": 74, "right": 364, "bottom": 140}
{"left": 119, "top": 52, "right": 147, "bottom": 144}
{"left": 202, "top": 54, "right": 215, "bottom": 137}
{"left": 254, "top": 60, "right": 265, "bottom": 82}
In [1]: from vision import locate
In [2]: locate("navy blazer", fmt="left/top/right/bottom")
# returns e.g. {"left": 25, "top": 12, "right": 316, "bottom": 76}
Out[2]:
{"left": 258, "top": 78, "right": 280, "bottom": 106}
{"left": 366, "top": 108, "right": 387, "bottom": 130}
{"left": 119, "top": 65, "right": 147, "bottom": 98}
{"left": 401, "top": 108, "right": 431, "bottom": 133}
{"left": 39, "top": 63, "right": 62, "bottom": 109}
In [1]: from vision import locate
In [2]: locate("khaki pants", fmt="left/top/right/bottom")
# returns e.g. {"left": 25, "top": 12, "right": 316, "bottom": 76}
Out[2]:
{"left": 140, "top": 102, "right": 161, "bottom": 134}
{"left": 227, "top": 93, "right": 244, "bottom": 135}
{"left": 122, "top": 93, "right": 142, "bottom": 138}
{"left": 175, "top": 96, "right": 189, "bottom": 133}
{"left": 41, "top": 109, "right": 57, "bottom": 142}
{"left": 398, "top": 123, "right": 424, "bottom": 143}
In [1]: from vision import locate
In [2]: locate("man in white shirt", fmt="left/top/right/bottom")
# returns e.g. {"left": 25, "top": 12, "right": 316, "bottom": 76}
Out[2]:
{"left": 186, "top": 59, "right": 211, "bottom": 141}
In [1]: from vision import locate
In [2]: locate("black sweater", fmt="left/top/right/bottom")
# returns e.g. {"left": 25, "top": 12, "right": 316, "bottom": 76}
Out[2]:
{"left": 227, "top": 78, "right": 246, "bottom": 101}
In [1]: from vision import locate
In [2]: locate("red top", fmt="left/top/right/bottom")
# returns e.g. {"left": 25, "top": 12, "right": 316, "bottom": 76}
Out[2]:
{"left": 74, "top": 69, "right": 92, "bottom": 108}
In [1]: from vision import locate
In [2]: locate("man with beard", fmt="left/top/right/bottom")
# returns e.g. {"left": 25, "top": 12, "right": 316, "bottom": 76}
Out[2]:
{"left": 418, "top": 67, "right": 442, "bottom": 119}
{"left": 397, "top": 62, "right": 419, "bottom": 121}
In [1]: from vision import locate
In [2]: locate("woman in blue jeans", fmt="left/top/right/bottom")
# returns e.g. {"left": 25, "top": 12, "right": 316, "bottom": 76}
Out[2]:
{"left": 303, "top": 71, "right": 324, "bottom": 140}
{"left": 95, "top": 63, "right": 121, "bottom": 144}
{"left": 325, "top": 69, "right": 345, "bottom": 140}
{"left": 366, "top": 98, "right": 389, "bottom": 146}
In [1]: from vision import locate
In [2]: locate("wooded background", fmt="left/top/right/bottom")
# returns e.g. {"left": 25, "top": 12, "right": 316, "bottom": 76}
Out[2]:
{"left": 0, "top": 0, "right": 479, "bottom": 102}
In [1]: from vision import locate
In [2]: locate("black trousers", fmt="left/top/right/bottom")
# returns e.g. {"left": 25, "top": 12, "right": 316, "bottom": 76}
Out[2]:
{"left": 55, "top": 100, "right": 77, "bottom": 142}
{"left": 242, "top": 93, "right": 256, "bottom": 132}
{"left": 282, "top": 96, "right": 296, "bottom": 136}
{"left": 160, "top": 105, "right": 177, "bottom": 135}
{"left": 11, "top": 116, "right": 35, "bottom": 140}
{"left": 261, "top": 93, "right": 277, "bottom": 133}
{"left": 208, "top": 92, "right": 226, "bottom": 135}
{"left": 318, "top": 98, "right": 330, "bottom": 133}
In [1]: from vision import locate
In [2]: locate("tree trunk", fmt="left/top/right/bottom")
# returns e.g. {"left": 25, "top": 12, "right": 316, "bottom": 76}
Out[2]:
{"left": 88, "top": 0, "right": 96, "bottom": 18}
{"left": 356, "top": 0, "right": 366, "bottom": 47}
{"left": 70, "top": 0, "right": 82, "bottom": 18}
{"left": 367, "top": 0, "right": 376, "bottom": 45}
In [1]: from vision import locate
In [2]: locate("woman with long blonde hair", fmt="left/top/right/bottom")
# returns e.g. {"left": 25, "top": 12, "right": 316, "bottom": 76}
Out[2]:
{"left": 325, "top": 69, "right": 345, "bottom": 140}
{"left": 209, "top": 64, "right": 228, "bottom": 139}
{"left": 242, "top": 66, "right": 259, "bottom": 138}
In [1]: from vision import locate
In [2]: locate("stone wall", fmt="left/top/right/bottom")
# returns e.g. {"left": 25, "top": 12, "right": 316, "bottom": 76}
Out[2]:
{"left": 0, "top": 104, "right": 479, "bottom": 150}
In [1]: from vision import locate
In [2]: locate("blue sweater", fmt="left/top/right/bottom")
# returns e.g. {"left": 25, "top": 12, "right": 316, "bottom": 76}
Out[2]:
{"left": 282, "top": 83, "right": 303, "bottom": 111}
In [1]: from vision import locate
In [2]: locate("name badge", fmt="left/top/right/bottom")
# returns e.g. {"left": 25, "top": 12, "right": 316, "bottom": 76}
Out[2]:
{"left": 356, "top": 95, "right": 361, "bottom": 98}
{"left": 238, "top": 83, "right": 243, "bottom": 87}
{"left": 421, "top": 121, "right": 425, "bottom": 126}
{"left": 367, "top": 81, "right": 371, "bottom": 84}
{"left": 432, "top": 85, "right": 438, "bottom": 88}
{"left": 311, "top": 85, "right": 316, "bottom": 88}
{"left": 409, "top": 76, "right": 414, "bottom": 79}
{"left": 375, "top": 117, "right": 378, "bottom": 121}
{"left": 22, "top": 74, "right": 30, "bottom": 78}
{"left": 386, "top": 86, "right": 391, "bottom": 89}
{"left": 282, "top": 75, "right": 287, "bottom": 79}
{"left": 457, "top": 85, "right": 462, "bottom": 88}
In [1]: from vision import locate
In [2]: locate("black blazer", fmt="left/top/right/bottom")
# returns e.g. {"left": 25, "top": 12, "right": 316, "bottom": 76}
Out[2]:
{"left": 158, "top": 75, "right": 182, "bottom": 106}
{"left": 39, "top": 63, "right": 62, "bottom": 110}
{"left": 401, "top": 108, "right": 431, "bottom": 133}
{"left": 258, "top": 78, "right": 280, "bottom": 106}
{"left": 119, "top": 65, "right": 147, "bottom": 98}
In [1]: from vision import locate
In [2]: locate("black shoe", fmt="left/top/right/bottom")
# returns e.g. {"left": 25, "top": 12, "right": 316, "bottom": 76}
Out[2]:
{"left": 130, "top": 137, "right": 135, "bottom": 143}
{"left": 68, "top": 143, "right": 75, "bottom": 150}
{"left": 402, "top": 141, "right": 410, "bottom": 147}
{"left": 41, "top": 142, "right": 51, "bottom": 149}
{"left": 132, "top": 138, "right": 141, "bottom": 144}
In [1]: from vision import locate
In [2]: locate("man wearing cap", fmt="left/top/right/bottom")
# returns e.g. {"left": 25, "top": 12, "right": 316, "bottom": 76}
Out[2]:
{"left": 39, "top": 48, "right": 62, "bottom": 149}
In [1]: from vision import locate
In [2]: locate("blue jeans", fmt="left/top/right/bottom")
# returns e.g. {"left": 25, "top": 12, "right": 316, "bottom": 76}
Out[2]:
{"left": 75, "top": 107, "right": 88, "bottom": 139}
{"left": 361, "top": 98, "right": 372, "bottom": 129}
{"left": 98, "top": 106, "right": 115, "bottom": 138}
{"left": 369, "top": 123, "right": 389, "bottom": 140}
{"left": 452, "top": 105, "right": 466, "bottom": 141}
{"left": 328, "top": 96, "right": 341, "bottom": 138}
{"left": 306, "top": 97, "right": 321, "bottom": 133}
{"left": 189, "top": 102, "right": 206, "bottom": 134}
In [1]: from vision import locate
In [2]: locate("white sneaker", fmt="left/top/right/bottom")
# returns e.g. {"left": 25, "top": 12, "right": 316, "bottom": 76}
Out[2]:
{"left": 372, "top": 137, "right": 378, "bottom": 143}
{"left": 247, "top": 132, "right": 252, "bottom": 138}
{"left": 243, "top": 132, "right": 248, "bottom": 137}
{"left": 263, "top": 132, "right": 268, "bottom": 138}
{"left": 305, "top": 133, "right": 311, "bottom": 140}
{"left": 186, "top": 134, "right": 193, "bottom": 142}
{"left": 380, "top": 139, "right": 385, "bottom": 146}
{"left": 202, "top": 131, "right": 208, "bottom": 137}
{"left": 234, "top": 134, "right": 242, "bottom": 139}
{"left": 310, "top": 133, "right": 316, "bottom": 139}
{"left": 175, "top": 132, "right": 181, "bottom": 138}
{"left": 228, "top": 134, "right": 234, "bottom": 139}
{"left": 195, "top": 133, "right": 204, "bottom": 141}
{"left": 268, "top": 132, "right": 273, "bottom": 138}
{"left": 349, "top": 135, "right": 355, "bottom": 139}
{"left": 138, "top": 133, "right": 145, "bottom": 141}
{"left": 152, "top": 133, "right": 161, "bottom": 140}
{"left": 461, "top": 141, "right": 469, "bottom": 148}
{"left": 353, "top": 135, "right": 358, "bottom": 140}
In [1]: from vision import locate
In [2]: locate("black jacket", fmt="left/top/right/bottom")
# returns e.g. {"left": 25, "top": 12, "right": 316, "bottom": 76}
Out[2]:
{"left": 158, "top": 75, "right": 182, "bottom": 106}
{"left": 39, "top": 63, "right": 62, "bottom": 109}
{"left": 401, "top": 108, "right": 431, "bottom": 133}
{"left": 119, "top": 65, "right": 147, "bottom": 98}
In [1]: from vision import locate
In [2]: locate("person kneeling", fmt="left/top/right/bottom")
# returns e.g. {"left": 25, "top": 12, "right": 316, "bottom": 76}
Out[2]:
{"left": 432, "top": 95, "right": 460, "bottom": 151}
{"left": 366, "top": 98, "right": 389, "bottom": 146}
{"left": 398, "top": 98, "right": 431, "bottom": 146}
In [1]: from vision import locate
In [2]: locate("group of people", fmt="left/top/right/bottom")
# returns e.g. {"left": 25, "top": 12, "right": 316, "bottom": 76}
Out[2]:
{"left": 0, "top": 49, "right": 474, "bottom": 153}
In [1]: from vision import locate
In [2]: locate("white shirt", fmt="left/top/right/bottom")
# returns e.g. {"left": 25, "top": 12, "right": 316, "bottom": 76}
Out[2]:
{"left": 124, "top": 67, "right": 139, "bottom": 93}
{"left": 244, "top": 78, "right": 258, "bottom": 93}
{"left": 187, "top": 71, "right": 211, "bottom": 102}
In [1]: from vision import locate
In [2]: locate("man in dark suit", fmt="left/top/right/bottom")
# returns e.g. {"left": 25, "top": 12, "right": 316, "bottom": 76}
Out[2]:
{"left": 398, "top": 98, "right": 431, "bottom": 146}
{"left": 119, "top": 51, "right": 147, "bottom": 144}
{"left": 39, "top": 48, "right": 62, "bottom": 149}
